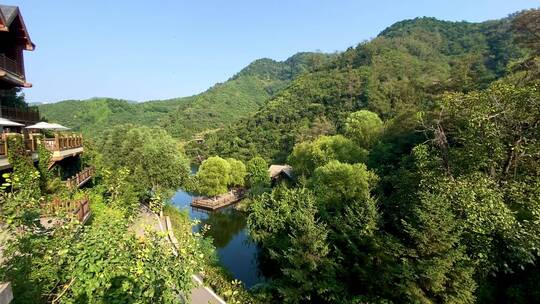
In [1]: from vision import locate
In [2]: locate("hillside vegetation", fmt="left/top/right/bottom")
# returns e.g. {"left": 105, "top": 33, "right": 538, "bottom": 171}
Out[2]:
{"left": 38, "top": 52, "right": 332, "bottom": 139}
{"left": 193, "top": 15, "right": 527, "bottom": 161}
{"left": 196, "top": 10, "right": 540, "bottom": 303}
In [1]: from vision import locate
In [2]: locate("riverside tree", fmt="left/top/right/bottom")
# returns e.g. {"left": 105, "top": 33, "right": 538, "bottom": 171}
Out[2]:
{"left": 288, "top": 135, "right": 367, "bottom": 177}
{"left": 226, "top": 158, "right": 247, "bottom": 187}
{"left": 195, "top": 156, "right": 231, "bottom": 197}
{"left": 246, "top": 156, "right": 270, "bottom": 196}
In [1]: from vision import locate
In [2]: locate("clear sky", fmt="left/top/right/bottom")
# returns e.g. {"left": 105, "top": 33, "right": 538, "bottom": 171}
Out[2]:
{"left": 4, "top": 0, "right": 539, "bottom": 103}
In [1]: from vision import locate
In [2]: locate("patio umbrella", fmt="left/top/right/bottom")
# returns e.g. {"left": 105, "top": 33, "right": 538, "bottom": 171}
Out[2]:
{"left": 0, "top": 117, "right": 24, "bottom": 127}
{"left": 48, "top": 123, "right": 70, "bottom": 130}
{"left": 25, "top": 122, "right": 70, "bottom": 130}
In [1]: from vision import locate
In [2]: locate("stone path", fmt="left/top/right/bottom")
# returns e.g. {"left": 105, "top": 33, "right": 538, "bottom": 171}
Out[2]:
{"left": 131, "top": 206, "right": 226, "bottom": 304}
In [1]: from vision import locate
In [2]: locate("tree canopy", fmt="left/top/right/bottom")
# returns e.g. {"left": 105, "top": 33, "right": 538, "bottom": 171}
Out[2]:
{"left": 195, "top": 156, "right": 231, "bottom": 197}
{"left": 99, "top": 125, "right": 190, "bottom": 195}
{"left": 344, "top": 110, "right": 384, "bottom": 149}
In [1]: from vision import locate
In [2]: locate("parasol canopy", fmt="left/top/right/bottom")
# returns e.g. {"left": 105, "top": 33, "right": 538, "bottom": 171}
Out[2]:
{"left": 25, "top": 122, "right": 70, "bottom": 130}
{"left": 0, "top": 117, "right": 24, "bottom": 127}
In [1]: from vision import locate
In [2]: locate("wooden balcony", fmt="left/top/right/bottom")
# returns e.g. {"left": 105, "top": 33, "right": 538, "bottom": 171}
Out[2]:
{"left": 0, "top": 133, "right": 84, "bottom": 170}
{"left": 0, "top": 53, "right": 28, "bottom": 87}
{"left": 0, "top": 133, "right": 39, "bottom": 170}
{"left": 42, "top": 134, "right": 83, "bottom": 162}
{"left": 0, "top": 54, "right": 22, "bottom": 77}
{"left": 0, "top": 105, "right": 40, "bottom": 124}
{"left": 66, "top": 167, "right": 95, "bottom": 189}
{"left": 41, "top": 196, "right": 91, "bottom": 225}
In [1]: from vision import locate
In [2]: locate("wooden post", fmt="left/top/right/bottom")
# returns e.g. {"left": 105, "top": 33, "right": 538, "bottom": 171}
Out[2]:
{"left": 54, "top": 133, "right": 59, "bottom": 151}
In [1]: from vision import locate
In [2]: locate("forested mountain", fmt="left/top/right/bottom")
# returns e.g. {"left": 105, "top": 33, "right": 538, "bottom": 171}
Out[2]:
{"left": 220, "top": 10, "right": 539, "bottom": 303}
{"left": 193, "top": 15, "right": 527, "bottom": 161}
{"left": 38, "top": 52, "right": 332, "bottom": 139}
{"left": 38, "top": 97, "right": 181, "bottom": 138}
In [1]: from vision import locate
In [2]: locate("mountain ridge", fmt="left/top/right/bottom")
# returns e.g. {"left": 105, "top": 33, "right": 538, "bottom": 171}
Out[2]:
{"left": 191, "top": 13, "right": 529, "bottom": 162}
{"left": 38, "top": 51, "right": 333, "bottom": 139}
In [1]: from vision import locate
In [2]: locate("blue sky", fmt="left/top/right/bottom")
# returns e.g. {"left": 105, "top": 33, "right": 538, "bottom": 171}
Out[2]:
{"left": 5, "top": 0, "right": 539, "bottom": 103}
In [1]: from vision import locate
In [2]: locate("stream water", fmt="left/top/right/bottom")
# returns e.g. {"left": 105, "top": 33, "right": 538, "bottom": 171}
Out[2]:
{"left": 171, "top": 189, "right": 265, "bottom": 288}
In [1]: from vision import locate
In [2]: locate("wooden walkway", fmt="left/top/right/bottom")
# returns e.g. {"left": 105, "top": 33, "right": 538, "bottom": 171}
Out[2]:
{"left": 190, "top": 189, "right": 245, "bottom": 211}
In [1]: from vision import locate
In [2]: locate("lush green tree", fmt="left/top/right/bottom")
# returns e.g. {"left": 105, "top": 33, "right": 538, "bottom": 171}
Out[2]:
{"left": 195, "top": 156, "right": 231, "bottom": 197}
{"left": 398, "top": 145, "right": 477, "bottom": 303}
{"left": 344, "top": 110, "right": 384, "bottom": 149}
{"left": 512, "top": 9, "right": 540, "bottom": 56}
{"left": 246, "top": 156, "right": 270, "bottom": 195}
{"left": 309, "top": 160, "right": 378, "bottom": 215}
{"left": 99, "top": 125, "right": 190, "bottom": 196}
{"left": 288, "top": 135, "right": 367, "bottom": 177}
{"left": 226, "top": 158, "right": 247, "bottom": 187}
{"left": 62, "top": 202, "right": 197, "bottom": 303}
{"left": 248, "top": 188, "right": 337, "bottom": 302}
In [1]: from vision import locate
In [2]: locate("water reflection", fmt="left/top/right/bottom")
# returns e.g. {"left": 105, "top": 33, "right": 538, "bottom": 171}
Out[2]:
{"left": 171, "top": 189, "right": 264, "bottom": 288}
{"left": 200, "top": 209, "right": 247, "bottom": 248}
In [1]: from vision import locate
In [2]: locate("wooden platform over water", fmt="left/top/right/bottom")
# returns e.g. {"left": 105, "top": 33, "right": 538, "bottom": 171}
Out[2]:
{"left": 191, "top": 189, "right": 245, "bottom": 211}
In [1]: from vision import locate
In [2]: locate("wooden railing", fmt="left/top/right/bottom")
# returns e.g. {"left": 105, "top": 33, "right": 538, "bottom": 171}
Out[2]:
{"left": 0, "top": 105, "right": 40, "bottom": 123}
{"left": 0, "top": 54, "right": 22, "bottom": 76}
{"left": 41, "top": 196, "right": 91, "bottom": 223}
{"left": 191, "top": 189, "right": 246, "bottom": 211}
{"left": 66, "top": 167, "right": 95, "bottom": 189}
{"left": 43, "top": 134, "right": 83, "bottom": 151}
{"left": 0, "top": 133, "right": 83, "bottom": 158}
{"left": 0, "top": 133, "right": 39, "bottom": 158}
{"left": 0, "top": 140, "right": 6, "bottom": 157}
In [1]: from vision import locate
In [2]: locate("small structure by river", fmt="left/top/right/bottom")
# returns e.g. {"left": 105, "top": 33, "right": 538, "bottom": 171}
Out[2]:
{"left": 191, "top": 189, "right": 245, "bottom": 211}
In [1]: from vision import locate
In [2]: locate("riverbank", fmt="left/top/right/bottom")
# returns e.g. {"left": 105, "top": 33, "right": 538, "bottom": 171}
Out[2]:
{"left": 163, "top": 204, "right": 258, "bottom": 303}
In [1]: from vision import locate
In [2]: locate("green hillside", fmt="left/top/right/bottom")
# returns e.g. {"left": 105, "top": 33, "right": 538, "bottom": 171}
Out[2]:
{"left": 38, "top": 52, "right": 332, "bottom": 139}
{"left": 193, "top": 15, "right": 527, "bottom": 162}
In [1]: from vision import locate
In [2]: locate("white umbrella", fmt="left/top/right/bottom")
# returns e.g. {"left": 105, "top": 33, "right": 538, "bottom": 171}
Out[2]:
{"left": 25, "top": 122, "right": 56, "bottom": 129}
{"left": 0, "top": 117, "right": 24, "bottom": 127}
{"left": 26, "top": 122, "right": 70, "bottom": 130}
{"left": 48, "top": 123, "right": 70, "bottom": 130}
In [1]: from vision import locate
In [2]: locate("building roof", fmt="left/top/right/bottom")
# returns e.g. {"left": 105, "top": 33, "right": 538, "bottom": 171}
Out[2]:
{"left": 268, "top": 165, "right": 293, "bottom": 179}
{"left": 0, "top": 5, "right": 35, "bottom": 51}
{"left": 0, "top": 5, "right": 17, "bottom": 25}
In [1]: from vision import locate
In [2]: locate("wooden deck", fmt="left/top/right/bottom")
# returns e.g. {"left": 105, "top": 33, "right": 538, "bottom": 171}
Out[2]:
{"left": 0, "top": 133, "right": 84, "bottom": 170}
{"left": 190, "top": 189, "right": 245, "bottom": 211}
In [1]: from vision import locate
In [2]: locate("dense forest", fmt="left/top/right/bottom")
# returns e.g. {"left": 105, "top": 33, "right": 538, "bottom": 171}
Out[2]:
{"left": 194, "top": 14, "right": 527, "bottom": 162}
{"left": 193, "top": 9, "right": 540, "bottom": 303}
{"left": 38, "top": 52, "right": 333, "bottom": 139}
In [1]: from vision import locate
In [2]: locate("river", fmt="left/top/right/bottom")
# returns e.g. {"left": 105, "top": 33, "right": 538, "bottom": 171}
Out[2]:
{"left": 171, "top": 189, "right": 265, "bottom": 288}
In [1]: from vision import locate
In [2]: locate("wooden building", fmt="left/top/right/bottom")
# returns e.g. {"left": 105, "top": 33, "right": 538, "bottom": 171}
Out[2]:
{"left": 0, "top": 4, "right": 39, "bottom": 126}
{"left": 268, "top": 164, "right": 293, "bottom": 186}
{"left": 0, "top": 4, "right": 34, "bottom": 89}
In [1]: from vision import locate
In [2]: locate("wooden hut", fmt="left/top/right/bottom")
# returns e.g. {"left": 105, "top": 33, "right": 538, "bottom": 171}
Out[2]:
{"left": 268, "top": 164, "right": 293, "bottom": 186}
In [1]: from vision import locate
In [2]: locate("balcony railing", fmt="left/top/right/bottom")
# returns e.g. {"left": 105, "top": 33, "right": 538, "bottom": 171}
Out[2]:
{"left": 0, "top": 54, "right": 22, "bottom": 76}
{"left": 0, "top": 106, "right": 40, "bottom": 123}
{"left": 66, "top": 167, "right": 95, "bottom": 189}
{"left": 0, "top": 133, "right": 83, "bottom": 158}
{"left": 43, "top": 134, "right": 83, "bottom": 151}
{"left": 0, "top": 133, "right": 37, "bottom": 158}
